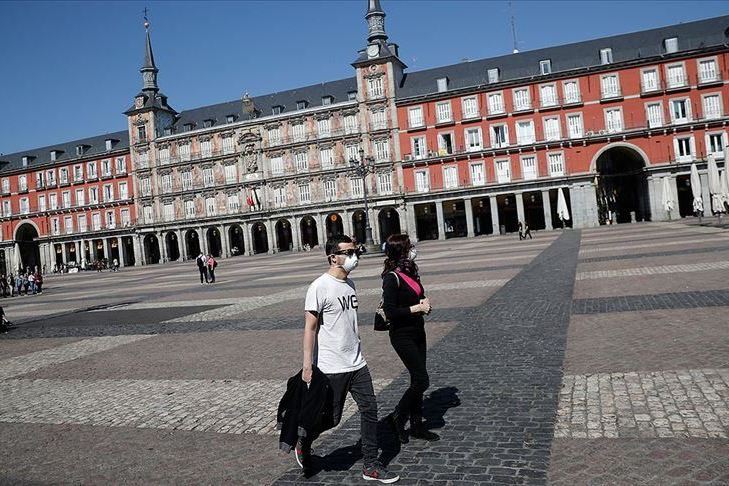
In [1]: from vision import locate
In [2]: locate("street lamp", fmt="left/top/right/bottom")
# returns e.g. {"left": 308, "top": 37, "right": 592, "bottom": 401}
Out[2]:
{"left": 349, "top": 147, "right": 378, "bottom": 253}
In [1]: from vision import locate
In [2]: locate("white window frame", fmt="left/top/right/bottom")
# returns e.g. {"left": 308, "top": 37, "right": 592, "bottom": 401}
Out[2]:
{"left": 543, "top": 116, "right": 561, "bottom": 141}
{"left": 371, "top": 109, "right": 387, "bottom": 130}
{"left": 119, "top": 182, "right": 128, "bottom": 200}
{"left": 664, "top": 37, "right": 678, "bottom": 54}
{"left": 200, "top": 139, "right": 213, "bottom": 158}
{"left": 270, "top": 156, "right": 284, "bottom": 175}
{"left": 178, "top": 143, "right": 191, "bottom": 162}
{"left": 470, "top": 162, "right": 485, "bottom": 186}
{"left": 373, "top": 139, "right": 390, "bottom": 162}
{"left": 181, "top": 171, "right": 193, "bottom": 191}
{"left": 268, "top": 127, "right": 281, "bottom": 146}
{"left": 344, "top": 114, "right": 358, "bottom": 134}
{"left": 411, "top": 136, "right": 428, "bottom": 160}
{"left": 88, "top": 187, "right": 98, "bottom": 205}
{"left": 163, "top": 203, "right": 174, "bottom": 222}
{"left": 437, "top": 131, "right": 455, "bottom": 156}
{"left": 203, "top": 167, "right": 215, "bottom": 187}
{"left": 515, "top": 119, "right": 536, "bottom": 145}
{"left": 539, "top": 59, "right": 552, "bottom": 75}
{"left": 317, "top": 117, "right": 331, "bottom": 138}
{"left": 435, "top": 101, "right": 452, "bottom": 123}
{"left": 367, "top": 77, "right": 384, "bottom": 99}
{"left": 298, "top": 183, "right": 311, "bottom": 204}
{"left": 665, "top": 62, "right": 687, "bottom": 89}
{"left": 512, "top": 88, "right": 531, "bottom": 111}
{"left": 295, "top": 151, "right": 309, "bottom": 172}
{"left": 562, "top": 79, "right": 581, "bottom": 104}
{"left": 377, "top": 172, "right": 393, "bottom": 195}
{"left": 92, "top": 212, "right": 102, "bottom": 231}
{"left": 487, "top": 68, "right": 500, "bottom": 83}
{"left": 465, "top": 127, "right": 483, "bottom": 152}
{"left": 604, "top": 107, "right": 624, "bottom": 133}
{"left": 697, "top": 56, "right": 720, "bottom": 84}
{"left": 291, "top": 122, "right": 305, "bottom": 142}
{"left": 320, "top": 148, "right": 334, "bottom": 169}
{"left": 600, "top": 48, "right": 613, "bottom": 65}
{"left": 487, "top": 91, "right": 505, "bottom": 115}
{"left": 350, "top": 177, "right": 364, "bottom": 198}
{"left": 222, "top": 136, "right": 235, "bottom": 155}
{"left": 547, "top": 151, "right": 565, "bottom": 177}
{"left": 673, "top": 136, "right": 695, "bottom": 162}
{"left": 227, "top": 194, "right": 240, "bottom": 212}
{"left": 185, "top": 200, "right": 196, "bottom": 219}
{"left": 670, "top": 97, "right": 691, "bottom": 124}
{"left": 115, "top": 157, "right": 126, "bottom": 174}
{"left": 324, "top": 179, "right": 337, "bottom": 201}
{"left": 205, "top": 197, "right": 216, "bottom": 216}
{"left": 520, "top": 155, "right": 538, "bottom": 180}
{"left": 461, "top": 96, "right": 480, "bottom": 119}
{"left": 600, "top": 73, "right": 621, "bottom": 99}
{"left": 645, "top": 102, "right": 664, "bottom": 128}
{"left": 495, "top": 158, "right": 511, "bottom": 183}
{"left": 273, "top": 186, "right": 287, "bottom": 208}
{"left": 224, "top": 164, "right": 237, "bottom": 184}
{"left": 442, "top": 165, "right": 458, "bottom": 189}
{"left": 75, "top": 188, "right": 85, "bottom": 207}
{"left": 38, "top": 195, "right": 46, "bottom": 212}
{"left": 705, "top": 131, "right": 726, "bottom": 159}
{"left": 414, "top": 170, "right": 430, "bottom": 193}
{"left": 539, "top": 83, "right": 558, "bottom": 108}
{"left": 640, "top": 67, "right": 660, "bottom": 93}
{"left": 490, "top": 124, "right": 509, "bottom": 148}
{"left": 160, "top": 175, "right": 172, "bottom": 194}
{"left": 701, "top": 93, "right": 723, "bottom": 120}
{"left": 77, "top": 214, "right": 87, "bottom": 233}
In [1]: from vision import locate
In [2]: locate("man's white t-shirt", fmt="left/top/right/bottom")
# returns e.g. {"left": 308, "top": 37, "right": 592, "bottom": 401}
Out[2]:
{"left": 305, "top": 273, "right": 366, "bottom": 374}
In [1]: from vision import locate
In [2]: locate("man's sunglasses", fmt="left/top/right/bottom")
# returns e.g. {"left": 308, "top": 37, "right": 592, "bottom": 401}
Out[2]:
{"left": 332, "top": 248, "right": 362, "bottom": 257}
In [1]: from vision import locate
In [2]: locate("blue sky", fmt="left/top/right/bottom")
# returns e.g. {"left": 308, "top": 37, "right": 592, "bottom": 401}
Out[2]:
{"left": 0, "top": 0, "right": 726, "bottom": 155}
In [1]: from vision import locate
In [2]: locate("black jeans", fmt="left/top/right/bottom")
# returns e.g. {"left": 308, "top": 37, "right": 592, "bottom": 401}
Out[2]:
{"left": 198, "top": 267, "right": 208, "bottom": 283}
{"left": 390, "top": 326, "right": 429, "bottom": 422}
{"left": 316, "top": 365, "right": 379, "bottom": 467}
{"left": 208, "top": 268, "right": 216, "bottom": 283}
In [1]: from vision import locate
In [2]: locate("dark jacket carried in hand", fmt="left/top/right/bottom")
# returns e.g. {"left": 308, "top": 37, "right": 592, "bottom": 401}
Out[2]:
{"left": 277, "top": 366, "right": 334, "bottom": 453}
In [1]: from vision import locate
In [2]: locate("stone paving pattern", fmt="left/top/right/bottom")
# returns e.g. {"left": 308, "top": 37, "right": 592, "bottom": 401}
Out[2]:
{"left": 1, "top": 222, "right": 728, "bottom": 484}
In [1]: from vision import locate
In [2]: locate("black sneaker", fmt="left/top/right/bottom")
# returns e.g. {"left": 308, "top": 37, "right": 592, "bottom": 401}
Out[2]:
{"left": 294, "top": 437, "right": 309, "bottom": 469}
{"left": 387, "top": 412, "right": 408, "bottom": 444}
{"left": 410, "top": 425, "right": 440, "bottom": 442}
{"left": 362, "top": 463, "right": 400, "bottom": 483}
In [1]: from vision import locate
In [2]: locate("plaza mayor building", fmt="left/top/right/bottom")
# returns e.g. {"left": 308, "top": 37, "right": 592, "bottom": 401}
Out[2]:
{"left": 1, "top": 1, "right": 728, "bottom": 271}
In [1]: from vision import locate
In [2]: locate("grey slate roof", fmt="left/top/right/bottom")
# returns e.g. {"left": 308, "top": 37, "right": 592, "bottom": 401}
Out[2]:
{"left": 0, "top": 130, "right": 129, "bottom": 174}
{"left": 397, "top": 14, "right": 729, "bottom": 99}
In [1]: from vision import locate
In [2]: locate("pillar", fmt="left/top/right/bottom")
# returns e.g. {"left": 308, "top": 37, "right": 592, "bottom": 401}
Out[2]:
{"left": 317, "top": 214, "right": 326, "bottom": 247}
{"left": 134, "top": 235, "right": 144, "bottom": 266}
{"left": 516, "top": 192, "right": 525, "bottom": 226}
{"left": 220, "top": 225, "right": 230, "bottom": 258}
{"left": 198, "top": 227, "right": 208, "bottom": 255}
{"left": 243, "top": 221, "right": 252, "bottom": 255}
{"left": 265, "top": 220, "right": 275, "bottom": 254}
{"left": 464, "top": 198, "right": 475, "bottom": 238}
{"left": 103, "top": 238, "right": 111, "bottom": 262}
{"left": 542, "top": 190, "right": 553, "bottom": 230}
{"left": 177, "top": 230, "right": 186, "bottom": 261}
{"left": 490, "top": 196, "right": 500, "bottom": 235}
{"left": 159, "top": 232, "right": 168, "bottom": 263}
{"left": 370, "top": 207, "right": 381, "bottom": 244}
{"left": 343, "top": 209, "right": 353, "bottom": 237}
{"left": 435, "top": 201, "right": 446, "bottom": 240}
{"left": 118, "top": 237, "right": 126, "bottom": 267}
{"left": 669, "top": 175, "right": 680, "bottom": 219}
{"left": 570, "top": 182, "right": 599, "bottom": 228}
{"left": 647, "top": 176, "right": 665, "bottom": 221}
{"left": 292, "top": 216, "right": 302, "bottom": 252}
{"left": 404, "top": 203, "right": 418, "bottom": 242}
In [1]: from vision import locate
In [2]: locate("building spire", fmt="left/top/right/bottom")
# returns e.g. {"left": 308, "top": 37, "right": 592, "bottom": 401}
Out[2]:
{"left": 366, "top": 0, "right": 387, "bottom": 43}
{"left": 140, "top": 10, "right": 159, "bottom": 92}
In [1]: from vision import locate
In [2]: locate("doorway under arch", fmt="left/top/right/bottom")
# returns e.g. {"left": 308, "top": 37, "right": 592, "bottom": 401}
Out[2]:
{"left": 166, "top": 232, "right": 180, "bottom": 261}
{"left": 144, "top": 234, "right": 161, "bottom": 264}
{"left": 185, "top": 230, "right": 201, "bottom": 258}
{"left": 378, "top": 207, "right": 401, "bottom": 242}
{"left": 228, "top": 224, "right": 245, "bottom": 256}
{"left": 15, "top": 223, "right": 40, "bottom": 272}
{"left": 251, "top": 222, "right": 269, "bottom": 254}
{"left": 276, "top": 219, "right": 293, "bottom": 252}
{"left": 325, "top": 213, "right": 344, "bottom": 240}
{"left": 300, "top": 216, "right": 318, "bottom": 249}
{"left": 351, "top": 210, "right": 366, "bottom": 245}
{"left": 594, "top": 144, "right": 651, "bottom": 224}
{"left": 206, "top": 227, "right": 222, "bottom": 258}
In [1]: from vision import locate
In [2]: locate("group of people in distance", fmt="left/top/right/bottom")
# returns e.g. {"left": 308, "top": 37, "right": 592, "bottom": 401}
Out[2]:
{"left": 194, "top": 253, "right": 218, "bottom": 284}
{"left": 1, "top": 267, "right": 43, "bottom": 297}
{"left": 282, "top": 233, "right": 434, "bottom": 483}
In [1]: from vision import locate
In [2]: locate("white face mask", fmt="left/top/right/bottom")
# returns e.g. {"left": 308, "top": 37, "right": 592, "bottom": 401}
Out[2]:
{"left": 408, "top": 247, "right": 418, "bottom": 261}
{"left": 341, "top": 254, "right": 359, "bottom": 273}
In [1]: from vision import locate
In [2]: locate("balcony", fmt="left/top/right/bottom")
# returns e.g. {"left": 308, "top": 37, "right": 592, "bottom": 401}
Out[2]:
{"left": 698, "top": 72, "right": 722, "bottom": 87}
{"left": 561, "top": 95, "right": 583, "bottom": 107}
{"left": 600, "top": 88, "right": 623, "bottom": 102}
{"left": 512, "top": 102, "right": 533, "bottom": 114}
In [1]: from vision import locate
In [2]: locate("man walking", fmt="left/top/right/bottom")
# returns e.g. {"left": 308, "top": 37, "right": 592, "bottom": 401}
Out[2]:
{"left": 298, "top": 235, "right": 399, "bottom": 483}
{"left": 195, "top": 253, "right": 209, "bottom": 284}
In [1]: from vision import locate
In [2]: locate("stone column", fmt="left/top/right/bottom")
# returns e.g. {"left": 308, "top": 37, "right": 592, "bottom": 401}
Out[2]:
{"left": 38, "top": 243, "right": 49, "bottom": 273}
{"left": 700, "top": 172, "right": 711, "bottom": 216}
{"left": 370, "top": 207, "right": 381, "bottom": 245}
{"left": 317, "top": 214, "right": 326, "bottom": 247}
{"left": 159, "top": 232, "right": 168, "bottom": 263}
{"left": 265, "top": 220, "right": 275, "bottom": 254}
{"left": 343, "top": 209, "right": 353, "bottom": 237}
{"left": 490, "top": 196, "right": 500, "bottom": 235}
{"left": 516, "top": 192, "right": 525, "bottom": 226}
{"left": 220, "top": 225, "right": 230, "bottom": 258}
{"left": 404, "top": 203, "right": 418, "bottom": 242}
{"left": 198, "top": 227, "right": 208, "bottom": 255}
{"left": 570, "top": 183, "right": 600, "bottom": 228}
{"left": 542, "top": 190, "right": 553, "bottom": 230}
{"left": 136, "top": 235, "right": 146, "bottom": 265}
{"left": 103, "top": 238, "right": 111, "bottom": 262}
{"left": 647, "top": 176, "right": 665, "bottom": 222}
{"left": 75, "top": 241, "right": 81, "bottom": 264}
{"left": 464, "top": 198, "right": 475, "bottom": 238}
{"left": 292, "top": 216, "right": 302, "bottom": 252}
{"left": 243, "top": 221, "right": 252, "bottom": 256}
{"left": 118, "top": 237, "right": 126, "bottom": 267}
{"left": 435, "top": 200, "right": 446, "bottom": 240}
{"left": 669, "top": 175, "right": 680, "bottom": 219}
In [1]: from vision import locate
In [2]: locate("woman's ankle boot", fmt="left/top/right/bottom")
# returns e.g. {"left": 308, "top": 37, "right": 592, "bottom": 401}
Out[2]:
{"left": 410, "top": 415, "right": 440, "bottom": 441}
{"left": 387, "top": 410, "right": 409, "bottom": 444}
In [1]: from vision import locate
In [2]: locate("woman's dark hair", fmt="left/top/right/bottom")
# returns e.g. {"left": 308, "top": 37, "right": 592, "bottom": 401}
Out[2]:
{"left": 382, "top": 233, "right": 419, "bottom": 279}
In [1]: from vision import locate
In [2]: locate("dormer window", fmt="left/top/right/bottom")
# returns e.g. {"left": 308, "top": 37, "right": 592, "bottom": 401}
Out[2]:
{"left": 322, "top": 95, "right": 334, "bottom": 106}
{"left": 487, "top": 68, "right": 500, "bottom": 83}
{"left": 22, "top": 156, "right": 30, "bottom": 167}
{"left": 203, "top": 119, "right": 214, "bottom": 128}
{"left": 539, "top": 60, "right": 552, "bottom": 75}
{"left": 50, "top": 150, "right": 62, "bottom": 161}
{"left": 296, "top": 100, "right": 308, "bottom": 110}
{"left": 347, "top": 91, "right": 357, "bottom": 101}
{"left": 163, "top": 127, "right": 173, "bottom": 136}
{"left": 226, "top": 114, "right": 236, "bottom": 123}
{"left": 436, "top": 77, "right": 448, "bottom": 92}
{"left": 664, "top": 37, "right": 678, "bottom": 54}
{"left": 106, "top": 139, "right": 114, "bottom": 151}
{"left": 272, "top": 105, "right": 283, "bottom": 115}
{"left": 600, "top": 48, "right": 613, "bottom": 65}
{"left": 183, "top": 123, "right": 194, "bottom": 132}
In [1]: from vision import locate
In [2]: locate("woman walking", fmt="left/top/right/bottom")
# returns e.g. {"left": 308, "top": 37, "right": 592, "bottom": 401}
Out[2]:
{"left": 382, "top": 234, "right": 439, "bottom": 443}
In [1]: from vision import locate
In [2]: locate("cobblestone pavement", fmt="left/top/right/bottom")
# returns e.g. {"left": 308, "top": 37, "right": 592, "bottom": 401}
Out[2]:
{"left": 1, "top": 222, "right": 728, "bottom": 484}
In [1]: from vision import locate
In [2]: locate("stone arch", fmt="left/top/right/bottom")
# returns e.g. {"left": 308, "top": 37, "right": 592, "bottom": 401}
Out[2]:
{"left": 378, "top": 207, "right": 401, "bottom": 242}
{"left": 300, "top": 216, "right": 318, "bottom": 249}
{"left": 251, "top": 222, "right": 269, "bottom": 254}
{"left": 589, "top": 142, "right": 650, "bottom": 173}
{"left": 143, "top": 234, "right": 161, "bottom": 264}
{"left": 325, "top": 213, "right": 344, "bottom": 240}
{"left": 185, "top": 229, "right": 201, "bottom": 258}
{"left": 275, "top": 219, "right": 293, "bottom": 252}
{"left": 228, "top": 224, "right": 245, "bottom": 256}
{"left": 14, "top": 222, "right": 41, "bottom": 272}
{"left": 351, "top": 210, "right": 367, "bottom": 245}
{"left": 165, "top": 232, "right": 180, "bottom": 262}
{"left": 592, "top": 143, "right": 651, "bottom": 224}
{"left": 206, "top": 227, "right": 222, "bottom": 258}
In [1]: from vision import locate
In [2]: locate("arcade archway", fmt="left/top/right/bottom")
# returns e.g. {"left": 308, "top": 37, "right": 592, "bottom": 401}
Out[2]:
{"left": 276, "top": 219, "right": 293, "bottom": 252}
{"left": 251, "top": 222, "right": 269, "bottom": 254}
{"left": 325, "top": 213, "right": 344, "bottom": 240}
{"left": 15, "top": 223, "right": 40, "bottom": 272}
{"left": 228, "top": 224, "right": 245, "bottom": 256}
{"left": 594, "top": 144, "right": 651, "bottom": 224}
{"left": 378, "top": 207, "right": 401, "bottom": 242}
{"left": 185, "top": 230, "right": 201, "bottom": 258}
{"left": 206, "top": 227, "right": 222, "bottom": 258}
{"left": 165, "top": 232, "right": 180, "bottom": 261}
{"left": 352, "top": 210, "right": 366, "bottom": 245}
{"left": 144, "top": 234, "right": 161, "bottom": 264}
{"left": 300, "top": 216, "right": 318, "bottom": 249}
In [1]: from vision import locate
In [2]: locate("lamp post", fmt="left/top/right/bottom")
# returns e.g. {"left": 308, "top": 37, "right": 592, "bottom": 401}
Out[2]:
{"left": 350, "top": 147, "right": 378, "bottom": 253}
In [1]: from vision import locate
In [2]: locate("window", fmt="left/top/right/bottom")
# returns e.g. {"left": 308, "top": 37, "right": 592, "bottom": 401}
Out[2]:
{"left": 298, "top": 183, "right": 311, "bottom": 204}
{"left": 38, "top": 195, "right": 46, "bottom": 212}
{"left": 35, "top": 172, "right": 44, "bottom": 188}
{"left": 137, "top": 125, "right": 147, "bottom": 142}
{"left": 18, "top": 175, "right": 27, "bottom": 191}
{"left": 487, "top": 68, "right": 500, "bottom": 83}
{"left": 344, "top": 114, "right": 358, "bottom": 134}
{"left": 1, "top": 179, "right": 8, "bottom": 193}
{"left": 200, "top": 139, "right": 213, "bottom": 158}
{"left": 20, "top": 197, "right": 29, "bottom": 215}
{"left": 491, "top": 124, "right": 509, "bottom": 148}
{"left": 225, "top": 164, "right": 237, "bottom": 183}
{"left": 443, "top": 166, "right": 458, "bottom": 189}
{"left": 103, "top": 184, "right": 114, "bottom": 202}
{"left": 436, "top": 102, "right": 452, "bottom": 123}
{"left": 270, "top": 156, "right": 284, "bottom": 175}
{"left": 205, "top": 197, "right": 216, "bottom": 216}
{"left": 698, "top": 58, "right": 719, "bottom": 83}
{"left": 513, "top": 88, "right": 531, "bottom": 111}
{"left": 641, "top": 68, "right": 659, "bottom": 92}
{"left": 160, "top": 175, "right": 172, "bottom": 194}
{"left": 87, "top": 161, "right": 97, "bottom": 179}
{"left": 203, "top": 167, "right": 214, "bottom": 187}
{"left": 371, "top": 109, "right": 387, "bottom": 130}
{"left": 465, "top": 128, "right": 483, "bottom": 152}
{"left": 88, "top": 187, "right": 98, "bottom": 205}
{"left": 116, "top": 157, "right": 126, "bottom": 174}
{"left": 317, "top": 117, "right": 331, "bottom": 138}
{"left": 601, "top": 74, "right": 620, "bottom": 98}
{"left": 77, "top": 215, "right": 87, "bottom": 233}
{"left": 143, "top": 206, "right": 153, "bottom": 224}
{"left": 227, "top": 194, "right": 240, "bottom": 212}
{"left": 272, "top": 105, "right": 283, "bottom": 116}
{"left": 674, "top": 136, "right": 694, "bottom": 162}
{"left": 540, "top": 84, "right": 557, "bottom": 107}
{"left": 671, "top": 99, "right": 690, "bottom": 124}
{"left": 227, "top": 114, "right": 236, "bottom": 123}
{"left": 411, "top": 136, "right": 427, "bottom": 159}
{"left": 706, "top": 132, "right": 725, "bottom": 159}
{"left": 348, "top": 91, "right": 357, "bottom": 101}
{"left": 163, "top": 204, "right": 174, "bottom": 222}
{"left": 345, "top": 144, "right": 360, "bottom": 163}
{"left": 462, "top": 97, "right": 479, "bottom": 119}
{"left": 415, "top": 170, "right": 429, "bottom": 192}
{"left": 600, "top": 48, "right": 613, "bottom": 64}
{"left": 470, "top": 163, "right": 485, "bottom": 186}
{"left": 105, "top": 139, "right": 113, "bottom": 151}
{"left": 296, "top": 100, "right": 308, "bottom": 110}
{"left": 408, "top": 106, "right": 424, "bottom": 127}
{"left": 222, "top": 136, "right": 235, "bottom": 155}
{"left": 2, "top": 200, "right": 10, "bottom": 217}
{"left": 59, "top": 168, "right": 68, "bottom": 184}
{"left": 101, "top": 159, "right": 111, "bottom": 176}
{"left": 268, "top": 127, "right": 281, "bottom": 146}
{"left": 374, "top": 139, "right": 390, "bottom": 161}
{"left": 487, "top": 92, "right": 505, "bottom": 114}
{"left": 140, "top": 177, "right": 152, "bottom": 196}
{"left": 437, "top": 132, "right": 454, "bottom": 155}
{"left": 539, "top": 59, "right": 551, "bottom": 75}
{"left": 292, "top": 122, "right": 305, "bottom": 142}
{"left": 320, "top": 148, "right": 334, "bottom": 169}
{"left": 516, "top": 120, "right": 535, "bottom": 145}
{"left": 119, "top": 182, "right": 128, "bottom": 200}
{"left": 367, "top": 77, "right": 384, "bottom": 98}
{"left": 666, "top": 64, "right": 686, "bottom": 88}
{"left": 377, "top": 172, "right": 392, "bottom": 194}
{"left": 543, "top": 117, "right": 561, "bottom": 141}
{"left": 45, "top": 170, "right": 56, "bottom": 186}
{"left": 436, "top": 77, "right": 448, "bottom": 92}
{"left": 646, "top": 102, "right": 663, "bottom": 128}
{"left": 664, "top": 37, "right": 678, "bottom": 54}
{"left": 62, "top": 191, "right": 71, "bottom": 208}
{"left": 75, "top": 188, "right": 85, "bottom": 207}
{"left": 350, "top": 178, "right": 364, "bottom": 198}
{"left": 49, "top": 192, "right": 58, "bottom": 210}
{"left": 51, "top": 218, "right": 60, "bottom": 235}
{"left": 605, "top": 108, "right": 623, "bottom": 133}
{"left": 295, "top": 151, "right": 308, "bottom": 172}
{"left": 703, "top": 94, "right": 722, "bottom": 120}
{"left": 185, "top": 200, "right": 195, "bottom": 219}
{"left": 179, "top": 143, "right": 191, "bottom": 162}
{"left": 273, "top": 186, "right": 287, "bottom": 208}
{"left": 495, "top": 159, "right": 511, "bottom": 183}
{"left": 548, "top": 152, "right": 565, "bottom": 176}
{"left": 324, "top": 179, "right": 337, "bottom": 201}
{"left": 92, "top": 212, "right": 101, "bottom": 230}
{"left": 563, "top": 80, "right": 580, "bottom": 104}
{"left": 322, "top": 95, "right": 334, "bottom": 105}
{"left": 181, "top": 171, "right": 192, "bottom": 191}
{"left": 521, "top": 156, "right": 538, "bottom": 180}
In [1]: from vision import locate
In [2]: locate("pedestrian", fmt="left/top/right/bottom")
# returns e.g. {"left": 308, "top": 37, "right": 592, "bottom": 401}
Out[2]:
{"left": 8, "top": 274, "right": 15, "bottom": 297}
{"left": 382, "top": 234, "right": 439, "bottom": 444}
{"left": 15, "top": 273, "right": 23, "bottom": 296}
{"left": 195, "top": 253, "right": 209, "bottom": 284}
{"left": 28, "top": 272, "right": 36, "bottom": 294}
{"left": 206, "top": 254, "right": 217, "bottom": 283}
{"left": 113, "top": 258, "right": 120, "bottom": 272}
{"left": 22, "top": 273, "right": 30, "bottom": 295}
{"left": 0, "top": 306, "right": 10, "bottom": 333}
{"left": 34, "top": 270, "right": 43, "bottom": 294}
{"left": 298, "top": 235, "right": 400, "bottom": 483}
{"left": 518, "top": 221, "right": 525, "bottom": 240}
{"left": 523, "top": 221, "right": 532, "bottom": 239}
